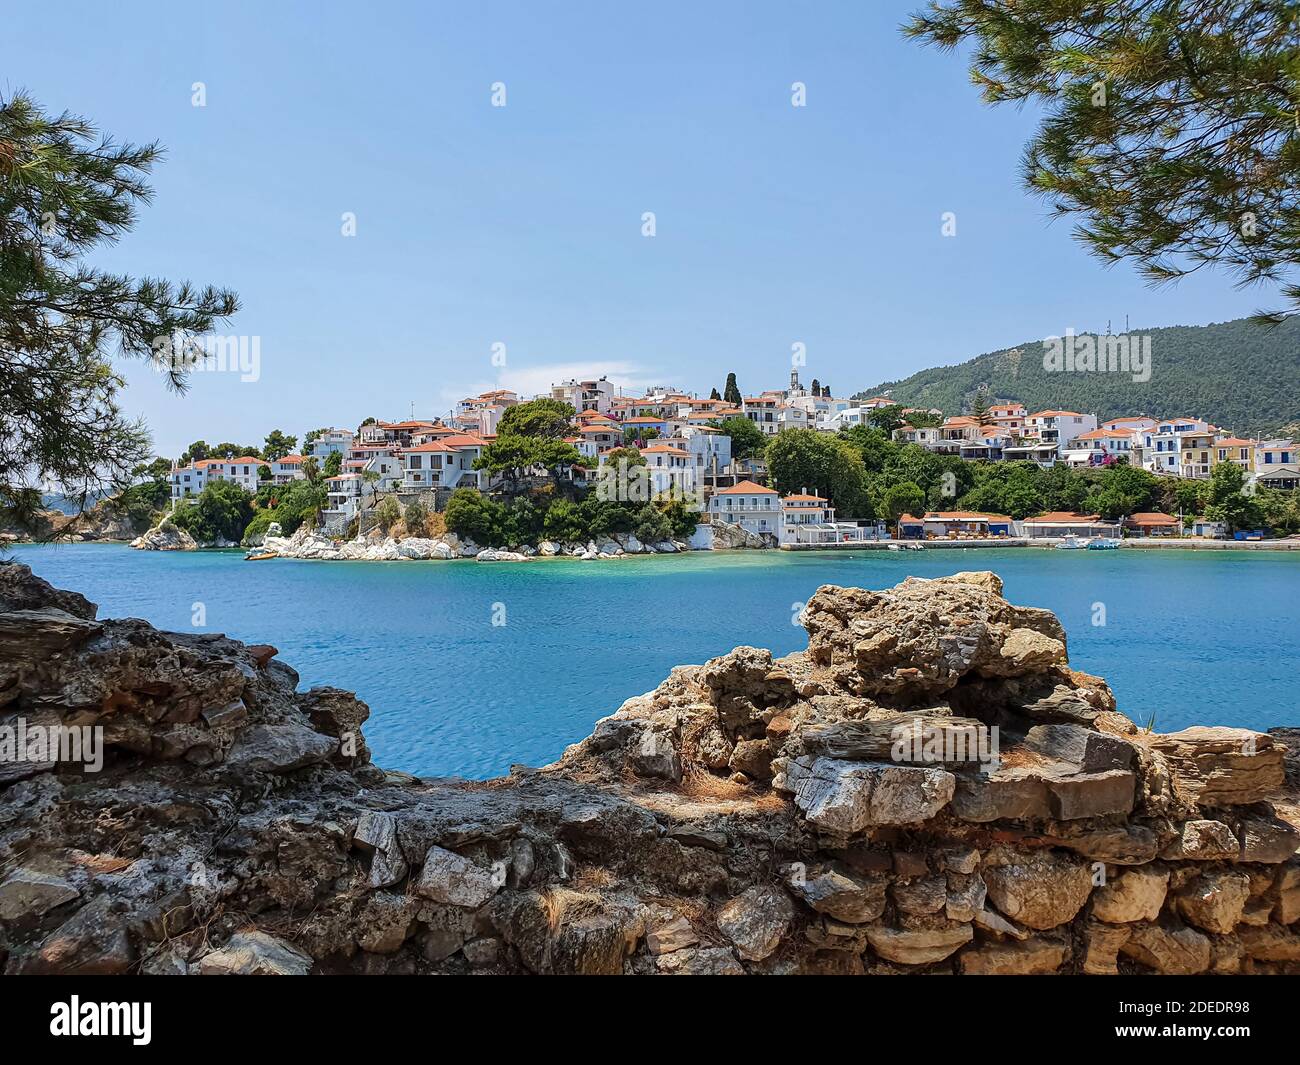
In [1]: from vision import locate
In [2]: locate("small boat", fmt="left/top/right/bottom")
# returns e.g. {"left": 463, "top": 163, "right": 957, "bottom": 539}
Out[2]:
{"left": 1086, "top": 538, "right": 1120, "bottom": 550}
{"left": 244, "top": 551, "right": 277, "bottom": 561}
{"left": 1055, "top": 536, "right": 1090, "bottom": 550}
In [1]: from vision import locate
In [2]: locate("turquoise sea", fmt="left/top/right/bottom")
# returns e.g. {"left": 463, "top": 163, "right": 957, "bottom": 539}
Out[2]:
{"left": 10, "top": 543, "right": 1300, "bottom": 779}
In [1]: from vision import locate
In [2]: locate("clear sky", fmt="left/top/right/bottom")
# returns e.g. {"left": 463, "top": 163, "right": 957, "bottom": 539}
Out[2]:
{"left": 7, "top": 0, "right": 1268, "bottom": 457}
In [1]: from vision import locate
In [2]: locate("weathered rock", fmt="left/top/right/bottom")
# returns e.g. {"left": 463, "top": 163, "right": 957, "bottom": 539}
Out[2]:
{"left": 356, "top": 893, "right": 418, "bottom": 953}
{"left": 982, "top": 850, "right": 1094, "bottom": 930}
{"left": 14, "top": 897, "right": 133, "bottom": 974}
{"left": 791, "top": 866, "right": 887, "bottom": 924}
{"left": 1148, "top": 727, "right": 1285, "bottom": 807}
{"left": 414, "top": 846, "right": 499, "bottom": 909}
{"left": 1162, "top": 819, "right": 1239, "bottom": 860}
{"left": 632, "top": 728, "right": 682, "bottom": 781}
{"left": 1236, "top": 815, "right": 1300, "bottom": 864}
{"left": 645, "top": 916, "right": 698, "bottom": 955}
{"left": 958, "top": 938, "right": 1069, "bottom": 975}
{"left": 1081, "top": 920, "right": 1131, "bottom": 975}
{"left": 130, "top": 521, "right": 198, "bottom": 552}
{"left": 1175, "top": 870, "right": 1250, "bottom": 934}
{"left": 224, "top": 723, "right": 337, "bottom": 774}
{"left": 950, "top": 770, "right": 1051, "bottom": 822}
{"left": 786, "top": 757, "right": 955, "bottom": 831}
{"left": 1120, "top": 923, "right": 1211, "bottom": 975}
{"left": 353, "top": 811, "right": 408, "bottom": 889}
{"left": 1091, "top": 866, "right": 1169, "bottom": 924}
{"left": 198, "top": 931, "right": 313, "bottom": 975}
{"left": 656, "top": 946, "right": 746, "bottom": 974}
{"left": 864, "top": 923, "right": 973, "bottom": 966}
{"left": 1238, "top": 923, "right": 1300, "bottom": 962}
{"left": 892, "top": 875, "right": 948, "bottom": 916}
{"left": 0, "top": 868, "right": 80, "bottom": 921}
{"left": 717, "top": 886, "right": 794, "bottom": 961}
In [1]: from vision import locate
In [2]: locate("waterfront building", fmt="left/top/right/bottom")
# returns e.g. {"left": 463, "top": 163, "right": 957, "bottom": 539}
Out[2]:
{"left": 706, "top": 480, "right": 780, "bottom": 537}
{"left": 897, "top": 511, "right": 1015, "bottom": 540}
{"left": 1021, "top": 511, "right": 1121, "bottom": 539}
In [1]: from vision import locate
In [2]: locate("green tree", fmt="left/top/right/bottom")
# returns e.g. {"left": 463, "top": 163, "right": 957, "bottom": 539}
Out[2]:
{"left": 542, "top": 498, "right": 585, "bottom": 543}
{"left": 867, "top": 404, "right": 909, "bottom": 435}
{"left": 905, "top": 1, "right": 1300, "bottom": 320}
{"left": 444, "top": 488, "right": 505, "bottom": 546}
{"left": 1084, "top": 463, "right": 1158, "bottom": 520}
{"left": 709, "top": 387, "right": 721, "bottom": 401}
{"left": 970, "top": 386, "right": 991, "bottom": 426}
{"left": 623, "top": 425, "right": 659, "bottom": 445}
{"left": 838, "top": 425, "right": 900, "bottom": 474}
{"left": 322, "top": 451, "right": 343, "bottom": 478}
{"left": 180, "top": 441, "right": 211, "bottom": 465}
{"left": 603, "top": 446, "right": 646, "bottom": 468}
{"left": 476, "top": 399, "right": 582, "bottom": 492}
{"left": 263, "top": 429, "right": 298, "bottom": 460}
{"left": 0, "top": 92, "right": 239, "bottom": 526}
{"left": 172, "top": 480, "right": 253, "bottom": 544}
{"left": 1203, "top": 462, "right": 1265, "bottom": 532}
{"left": 723, "top": 372, "right": 742, "bottom": 406}
{"left": 719, "top": 416, "right": 766, "bottom": 461}
{"left": 496, "top": 398, "right": 575, "bottom": 440}
{"left": 905, "top": 409, "right": 944, "bottom": 429}
{"left": 882, "top": 481, "right": 925, "bottom": 524}
{"left": 766, "top": 429, "right": 871, "bottom": 517}
{"left": 374, "top": 495, "right": 402, "bottom": 532}
{"left": 404, "top": 499, "right": 428, "bottom": 534}
{"left": 633, "top": 502, "right": 672, "bottom": 545}
{"left": 301, "top": 456, "right": 321, "bottom": 483}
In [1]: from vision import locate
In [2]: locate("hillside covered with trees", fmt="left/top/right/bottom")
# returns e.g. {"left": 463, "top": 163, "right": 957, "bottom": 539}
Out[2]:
{"left": 856, "top": 317, "right": 1300, "bottom": 435}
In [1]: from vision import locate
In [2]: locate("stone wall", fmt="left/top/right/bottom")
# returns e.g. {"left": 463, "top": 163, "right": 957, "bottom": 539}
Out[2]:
{"left": 0, "top": 562, "right": 1296, "bottom": 975}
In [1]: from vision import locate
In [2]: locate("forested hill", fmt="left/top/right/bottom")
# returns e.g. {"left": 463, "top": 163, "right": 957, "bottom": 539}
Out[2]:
{"left": 854, "top": 317, "right": 1300, "bottom": 435}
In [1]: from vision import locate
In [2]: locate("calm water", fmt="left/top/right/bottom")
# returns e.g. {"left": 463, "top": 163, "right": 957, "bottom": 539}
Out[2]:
{"left": 10, "top": 543, "right": 1300, "bottom": 778}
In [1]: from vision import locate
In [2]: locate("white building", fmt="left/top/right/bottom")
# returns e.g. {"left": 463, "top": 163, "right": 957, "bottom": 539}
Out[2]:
{"left": 780, "top": 493, "right": 884, "bottom": 545}
{"left": 270, "top": 455, "right": 307, "bottom": 484}
{"left": 741, "top": 395, "right": 781, "bottom": 436}
{"left": 322, "top": 473, "right": 364, "bottom": 524}
{"left": 307, "top": 428, "right": 354, "bottom": 458}
{"left": 401, "top": 437, "right": 485, "bottom": 492}
{"left": 640, "top": 444, "right": 698, "bottom": 498}
{"left": 552, "top": 377, "right": 615, "bottom": 415}
{"left": 706, "top": 479, "right": 780, "bottom": 539}
{"left": 170, "top": 456, "right": 268, "bottom": 502}
{"left": 1137, "top": 418, "right": 1210, "bottom": 476}
{"left": 1062, "top": 427, "right": 1139, "bottom": 468}
{"left": 1022, "top": 411, "right": 1098, "bottom": 459}
{"left": 1253, "top": 440, "right": 1300, "bottom": 491}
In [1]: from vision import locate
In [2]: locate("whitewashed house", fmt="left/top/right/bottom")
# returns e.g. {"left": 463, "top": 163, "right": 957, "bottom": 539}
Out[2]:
{"left": 270, "top": 455, "right": 307, "bottom": 484}
{"left": 779, "top": 492, "right": 884, "bottom": 545}
{"left": 307, "top": 428, "right": 354, "bottom": 458}
{"left": 640, "top": 444, "right": 698, "bottom": 498}
{"left": 706, "top": 479, "right": 780, "bottom": 538}
{"left": 401, "top": 435, "right": 486, "bottom": 492}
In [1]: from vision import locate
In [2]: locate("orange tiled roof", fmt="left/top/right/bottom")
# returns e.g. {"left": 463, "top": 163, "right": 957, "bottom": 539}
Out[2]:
{"left": 716, "top": 479, "right": 777, "bottom": 495}
{"left": 1023, "top": 511, "right": 1104, "bottom": 523}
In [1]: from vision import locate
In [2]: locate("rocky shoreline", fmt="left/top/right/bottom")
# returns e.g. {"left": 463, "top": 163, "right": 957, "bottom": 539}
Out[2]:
{"left": 1, "top": 561, "right": 1297, "bottom": 975}
{"left": 129, "top": 517, "right": 771, "bottom": 560}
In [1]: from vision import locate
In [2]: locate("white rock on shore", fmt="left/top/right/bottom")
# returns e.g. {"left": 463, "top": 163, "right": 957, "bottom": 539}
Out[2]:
{"left": 242, "top": 521, "right": 733, "bottom": 563}
{"left": 131, "top": 522, "right": 198, "bottom": 552}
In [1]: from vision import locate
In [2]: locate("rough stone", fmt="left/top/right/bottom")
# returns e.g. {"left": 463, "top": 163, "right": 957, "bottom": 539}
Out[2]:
{"left": 717, "top": 885, "right": 794, "bottom": 962}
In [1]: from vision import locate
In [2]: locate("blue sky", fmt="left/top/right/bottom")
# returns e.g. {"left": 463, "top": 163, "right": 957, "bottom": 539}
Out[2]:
{"left": 7, "top": 0, "right": 1269, "bottom": 457}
